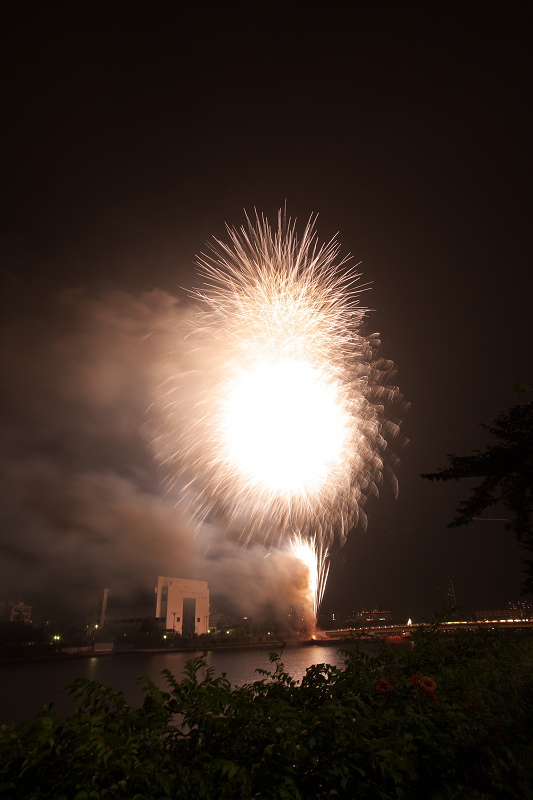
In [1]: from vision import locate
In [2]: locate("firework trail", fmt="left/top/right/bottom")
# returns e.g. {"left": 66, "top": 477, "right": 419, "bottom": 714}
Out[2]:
{"left": 153, "top": 210, "right": 403, "bottom": 615}
{"left": 290, "top": 533, "right": 330, "bottom": 621}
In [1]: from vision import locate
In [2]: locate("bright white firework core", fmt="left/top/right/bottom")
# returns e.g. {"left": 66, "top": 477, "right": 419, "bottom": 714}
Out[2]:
{"left": 223, "top": 359, "right": 347, "bottom": 492}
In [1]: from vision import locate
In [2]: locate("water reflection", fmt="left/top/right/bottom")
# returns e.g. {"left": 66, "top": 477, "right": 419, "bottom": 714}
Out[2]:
{"left": 0, "top": 642, "right": 369, "bottom": 725}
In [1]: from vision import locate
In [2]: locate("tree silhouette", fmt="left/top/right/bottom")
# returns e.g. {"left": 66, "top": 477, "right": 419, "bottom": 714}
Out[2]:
{"left": 422, "top": 399, "right": 533, "bottom": 593}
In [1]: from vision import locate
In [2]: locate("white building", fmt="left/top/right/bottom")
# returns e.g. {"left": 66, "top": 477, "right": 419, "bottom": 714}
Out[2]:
{"left": 155, "top": 576, "right": 210, "bottom": 636}
{"left": 91, "top": 578, "right": 210, "bottom": 636}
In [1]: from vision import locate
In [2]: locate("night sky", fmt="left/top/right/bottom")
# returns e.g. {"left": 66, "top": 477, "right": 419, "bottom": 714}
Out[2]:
{"left": 1, "top": 2, "right": 531, "bottom": 623}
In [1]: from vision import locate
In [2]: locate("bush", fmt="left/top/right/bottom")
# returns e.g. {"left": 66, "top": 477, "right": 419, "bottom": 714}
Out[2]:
{"left": 1, "top": 619, "right": 532, "bottom": 798}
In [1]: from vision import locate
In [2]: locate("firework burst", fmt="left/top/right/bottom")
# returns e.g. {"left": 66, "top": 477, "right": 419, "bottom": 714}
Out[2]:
{"left": 153, "top": 210, "right": 403, "bottom": 613}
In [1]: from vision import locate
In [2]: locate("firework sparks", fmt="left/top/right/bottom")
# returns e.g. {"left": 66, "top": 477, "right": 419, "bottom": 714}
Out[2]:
{"left": 290, "top": 533, "right": 330, "bottom": 622}
{"left": 153, "top": 210, "right": 403, "bottom": 616}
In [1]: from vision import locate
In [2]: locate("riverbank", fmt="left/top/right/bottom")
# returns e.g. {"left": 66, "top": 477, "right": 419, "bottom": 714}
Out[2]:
{"left": 0, "top": 636, "right": 334, "bottom": 664}
{"left": 5, "top": 625, "right": 529, "bottom": 664}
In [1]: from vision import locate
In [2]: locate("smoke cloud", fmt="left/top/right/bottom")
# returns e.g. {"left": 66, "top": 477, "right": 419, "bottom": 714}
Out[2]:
{"left": 0, "top": 288, "right": 310, "bottom": 623}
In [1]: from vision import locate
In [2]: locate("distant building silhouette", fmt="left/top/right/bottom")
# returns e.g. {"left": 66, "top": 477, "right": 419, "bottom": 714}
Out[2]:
{"left": 0, "top": 600, "right": 32, "bottom": 624}
{"left": 438, "top": 574, "right": 457, "bottom": 606}
{"left": 475, "top": 602, "right": 532, "bottom": 621}
{"left": 88, "top": 577, "right": 210, "bottom": 636}
{"left": 356, "top": 609, "right": 393, "bottom": 623}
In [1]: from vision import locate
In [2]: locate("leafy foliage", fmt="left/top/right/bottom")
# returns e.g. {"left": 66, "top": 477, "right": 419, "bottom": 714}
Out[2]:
{"left": 1, "top": 621, "right": 532, "bottom": 798}
{"left": 422, "top": 400, "right": 533, "bottom": 592}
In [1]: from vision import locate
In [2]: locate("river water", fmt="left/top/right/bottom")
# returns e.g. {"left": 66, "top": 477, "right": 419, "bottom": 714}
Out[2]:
{"left": 0, "top": 642, "right": 370, "bottom": 725}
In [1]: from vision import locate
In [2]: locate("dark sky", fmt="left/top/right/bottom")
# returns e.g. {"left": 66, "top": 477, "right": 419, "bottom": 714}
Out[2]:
{"left": 1, "top": 1, "right": 531, "bottom": 623}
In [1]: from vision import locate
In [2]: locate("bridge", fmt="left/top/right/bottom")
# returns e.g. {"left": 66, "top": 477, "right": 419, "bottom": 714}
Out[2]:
{"left": 324, "top": 619, "right": 533, "bottom": 639}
